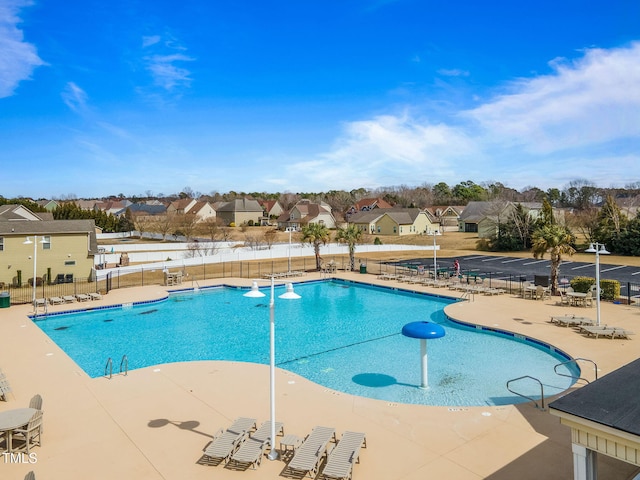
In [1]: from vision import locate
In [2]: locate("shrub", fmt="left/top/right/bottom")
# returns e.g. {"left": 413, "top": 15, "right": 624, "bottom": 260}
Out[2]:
{"left": 374, "top": 237, "right": 383, "bottom": 245}
{"left": 601, "top": 279, "right": 621, "bottom": 300}
{"left": 570, "top": 276, "right": 594, "bottom": 293}
{"left": 570, "top": 276, "right": 620, "bottom": 300}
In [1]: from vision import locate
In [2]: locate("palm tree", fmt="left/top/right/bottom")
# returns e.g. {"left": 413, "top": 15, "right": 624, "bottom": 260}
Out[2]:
{"left": 300, "top": 223, "right": 331, "bottom": 270}
{"left": 335, "top": 225, "right": 363, "bottom": 271}
{"left": 531, "top": 224, "right": 576, "bottom": 295}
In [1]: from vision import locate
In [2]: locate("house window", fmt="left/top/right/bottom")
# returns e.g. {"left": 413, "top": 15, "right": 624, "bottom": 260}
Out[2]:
{"left": 377, "top": 226, "right": 381, "bottom": 233}
{"left": 64, "top": 260, "right": 76, "bottom": 266}
{"left": 393, "top": 227, "right": 397, "bottom": 233}
{"left": 0, "top": 237, "right": 3, "bottom": 251}
{"left": 42, "top": 236, "right": 51, "bottom": 250}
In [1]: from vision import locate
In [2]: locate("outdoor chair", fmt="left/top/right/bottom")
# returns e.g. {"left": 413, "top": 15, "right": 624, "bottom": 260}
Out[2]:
{"left": 319, "top": 431, "right": 367, "bottom": 480}
{"left": 0, "top": 371, "right": 12, "bottom": 401}
{"left": 228, "top": 420, "right": 284, "bottom": 469}
{"left": 48, "top": 297, "right": 64, "bottom": 305}
{"left": 584, "top": 291, "right": 594, "bottom": 307}
{"left": 29, "top": 394, "right": 43, "bottom": 410}
{"left": 11, "top": 410, "right": 43, "bottom": 454}
{"left": 286, "top": 426, "right": 336, "bottom": 478}
{"left": 202, "top": 417, "right": 256, "bottom": 465}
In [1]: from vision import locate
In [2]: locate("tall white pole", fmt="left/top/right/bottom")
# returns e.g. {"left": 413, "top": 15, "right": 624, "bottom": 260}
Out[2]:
{"left": 288, "top": 229, "right": 292, "bottom": 274}
{"left": 586, "top": 243, "right": 608, "bottom": 327}
{"left": 267, "top": 276, "right": 278, "bottom": 460}
{"left": 433, "top": 234, "right": 437, "bottom": 280}
{"left": 32, "top": 236, "right": 38, "bottom": 312}
{"left": 595, "top": 248, "right": 602, "bottom": 327}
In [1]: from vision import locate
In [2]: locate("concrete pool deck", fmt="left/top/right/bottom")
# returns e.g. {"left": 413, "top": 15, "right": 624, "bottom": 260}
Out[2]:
{"left": 1, "top": 272, "right": 639, "bottom": 479}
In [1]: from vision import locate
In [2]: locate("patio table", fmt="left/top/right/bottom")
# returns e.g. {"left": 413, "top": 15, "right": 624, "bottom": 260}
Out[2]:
{"left": 0, "top": 407, "right": 36, "bottom": 453}
{"left": 568, "top": 292, "right": 587, "bottom": 306}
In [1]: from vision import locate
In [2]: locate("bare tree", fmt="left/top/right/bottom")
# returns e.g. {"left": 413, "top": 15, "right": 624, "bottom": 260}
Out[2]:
{"left": 263, "top": 228, "right": 278, "bottom": 249}
{"left": 198, "top": 216, "right": 222, "bottom": 241}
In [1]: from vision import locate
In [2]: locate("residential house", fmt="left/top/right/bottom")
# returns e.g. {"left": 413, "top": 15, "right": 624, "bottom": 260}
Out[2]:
{"left": 94, "top": 200, "right": 132, "bottom": 216}
{"left": 190, "top": 201, "right": 217, "bottom": 222}
{"left": 425, "top": 206, "right": 465, "bottom": 232}
{"left": 348, "top": 208, "right": 439, "bottom": 236}
{"left": 458, "top": 201, "right": 550, "bottom": 238}
{"left": 117, "top": 204, "right": 168, "bottom": 228}
{"left": 346, "top": 197, "right": 394, "bottom": 218}
{"left": 36, "top": 199, "right": 61, "bottom": 211}
{"left": 0, "top": 214, "right": 98, "bottom": 287}
{"left": 277, "top": 199, "right": 336, "bottom": 230}
{"left": 216, "top": 198, "right": 264, "bottom": 226}
{"left": 166, "top": 198, "right": 197, "bottom": 216}
{"left": 0, "top": 204, "right": 47, "bottom": 221}
{"left": 259, "top": 200, "right": 284, "bottom": 222}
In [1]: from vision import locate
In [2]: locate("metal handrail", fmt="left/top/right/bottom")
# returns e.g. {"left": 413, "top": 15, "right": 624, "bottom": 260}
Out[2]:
{"left": 554, "top": 357, "right": 598, "bottom": 384}
{"left": 506, "top": 375, "right": 546, "bottom": 410}
{"left": 104, "top": 357, "right": 113, "bottom": 379}
{"left": 119, "top": 355, "right": 128, "bottom": 376}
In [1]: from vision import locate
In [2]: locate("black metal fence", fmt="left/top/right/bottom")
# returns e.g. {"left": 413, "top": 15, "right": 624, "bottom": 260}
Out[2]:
{"left": 5, "top": 255, "right": 639, "bottom": 307}
{"left": 6, "top": 276, "right": 110, "bottom": 305}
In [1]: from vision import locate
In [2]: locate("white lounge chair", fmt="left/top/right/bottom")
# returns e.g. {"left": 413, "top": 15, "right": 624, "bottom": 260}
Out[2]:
{"left": 88, "top": 292, "right": 102, "bottom": 300}
{"left": 229, "top": 420, "right": 284, "bottom": 469}
{"left": 320, "top": 431, "right": 367, "bottom": 480}
{"left": 202, "top": 417, "right": 256, "bottom": 465}
{"left": 62, "top": 296, "right": 76, "bottom": 303}
{"left": 582, "top": 326, "right": 635, "bottom": 339}
{"left": 286, "top": 426, "right": 336, "bottom": 478}
{"left": 75, "top": 294, "right": 90, "bottom": 302}
{"left": 551, "top": 315, "right": 593, "bottom": 327}
{"left": 48, "top": 297, "right": 64, "bottom": 305}
{"left": 0, "top": 370, "right": 12, "bottom": 401}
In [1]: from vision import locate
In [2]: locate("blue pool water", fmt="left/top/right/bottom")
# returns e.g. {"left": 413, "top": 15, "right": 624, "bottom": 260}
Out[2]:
{"left": 33, "top": 280, "right": 578, "bottom": 406}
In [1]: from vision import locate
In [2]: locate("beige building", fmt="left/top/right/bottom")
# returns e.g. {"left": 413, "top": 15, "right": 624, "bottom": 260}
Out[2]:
{"left": 348, "top": 208, "right": 439, "bottom": 236}
{"left": 216, "top": 198, "right": 263, "bottom": 226}
{"left": 0, "top": 219, "right": 98, "bottom": 287}
{"left": 277, "top": 199, "right": 337, "bottom": 230}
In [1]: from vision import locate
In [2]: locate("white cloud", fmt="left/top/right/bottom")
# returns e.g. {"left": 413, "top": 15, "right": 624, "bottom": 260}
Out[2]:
{"left": 0, "top": 0, "right": 46, "bottom": 98}
{"left": 437, "top": 68, "right": 470, "bottom": 77}
{"left": 142, "top": 35, "right": 161, "bottom": 48}
{"left": 61, "top": 82, "right": 88, "bottom": 113}
{"left": 465, "top": 42, "right": 640, "bottom": 153}
{"left": 146, "top": 53, "right": 194, "bottom": 91}
{"left": 140, "top": 34, "right": 195, "bottom": 93}
{"left": 277, "top": 43, "right": 640, "bottom": 191}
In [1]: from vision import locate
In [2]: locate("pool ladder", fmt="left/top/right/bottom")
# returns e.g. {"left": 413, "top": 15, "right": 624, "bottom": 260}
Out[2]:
{"left": 104, "top": 355, "right": 129, "bottom": 379}
{"left": 506, "top": 357, "right": 597, "bottom": 410}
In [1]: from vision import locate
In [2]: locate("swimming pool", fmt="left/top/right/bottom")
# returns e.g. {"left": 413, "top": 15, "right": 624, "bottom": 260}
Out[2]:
{"left": 32, "top": 280, "right": 578, "bottom": 406}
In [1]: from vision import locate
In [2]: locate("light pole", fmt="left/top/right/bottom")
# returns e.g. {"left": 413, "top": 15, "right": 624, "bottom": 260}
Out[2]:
{"left": 23, "top": 236, "right": 46, "bottom": 312}
{"left": 585, "top": 243, "right": 609, "bottom": 326}
{"left": 244, "top": 277, "right": 300, "bottom": 460}
{"left": 286, "top": 227, "right": 293, "bottom": 273}
{"left": 428, "top": 230, "right": 442, "bottom": 280}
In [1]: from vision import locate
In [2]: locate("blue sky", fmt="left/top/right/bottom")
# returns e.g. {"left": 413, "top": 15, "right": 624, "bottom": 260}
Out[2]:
{"left": 2, "top": 0, "right": 639, "bottom": 199}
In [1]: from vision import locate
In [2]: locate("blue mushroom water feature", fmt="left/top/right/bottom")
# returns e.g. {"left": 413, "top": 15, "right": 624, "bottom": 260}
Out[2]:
{"left": 401, "top": 321, "right": 446, "bottom": 389}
